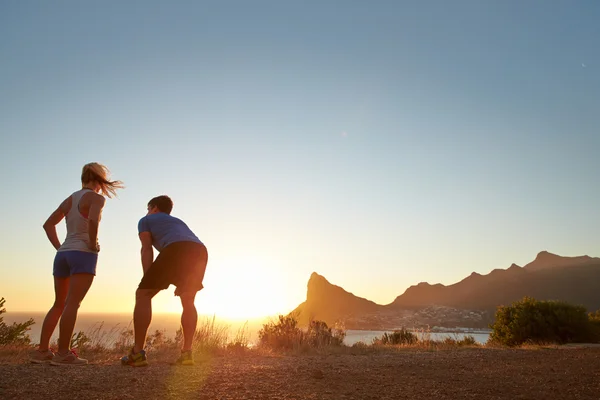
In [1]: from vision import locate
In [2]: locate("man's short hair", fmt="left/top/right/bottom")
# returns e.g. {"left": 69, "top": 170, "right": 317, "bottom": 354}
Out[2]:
{"left": 148, "top": 195, "right": 173, "bottom": 214}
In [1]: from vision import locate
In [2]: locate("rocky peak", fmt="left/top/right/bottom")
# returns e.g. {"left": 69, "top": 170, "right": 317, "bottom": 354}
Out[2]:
{"left": 524, "top": 251, "right": 597, "bottom": 272}
{"left": 293, "top": 272, "right": 382, "bottom": 325}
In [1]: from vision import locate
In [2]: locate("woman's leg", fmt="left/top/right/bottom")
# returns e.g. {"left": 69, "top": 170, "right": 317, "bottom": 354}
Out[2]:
{"left": 38, "top": 276, "right": 69, "bottom": 351}
{"left": 57, "top": 273, "right": 94, "bottom": 353}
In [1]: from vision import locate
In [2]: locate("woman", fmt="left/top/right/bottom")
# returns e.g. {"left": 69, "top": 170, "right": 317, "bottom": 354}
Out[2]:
{"left": 29, "top": 163, "right": 124, "bottom": 366}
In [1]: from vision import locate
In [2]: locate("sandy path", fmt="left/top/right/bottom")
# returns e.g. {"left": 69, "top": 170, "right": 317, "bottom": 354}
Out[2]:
{"left": 1, "top": 348, "right": 600, "bottom": 399}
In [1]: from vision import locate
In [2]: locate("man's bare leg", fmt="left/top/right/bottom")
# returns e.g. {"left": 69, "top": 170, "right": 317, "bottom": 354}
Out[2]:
{"left": 179, "top": 291, "right": 198, "bottom": 351}
{"left": 133, "top": 288, "right": 159, "bottom": 353}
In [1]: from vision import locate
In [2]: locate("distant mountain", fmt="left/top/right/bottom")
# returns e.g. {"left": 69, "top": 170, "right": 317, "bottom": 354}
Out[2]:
{"left": 392, "top": 252, "right": 600, "bottom": 310}
{"left": 291, "top": 272, "right": 383, "bottom": 325}
{"left": 522, "top": 250, "right": 599, "bottom": 272}
{"left": 291, "top": 251, "right": 600, "bottom": 329}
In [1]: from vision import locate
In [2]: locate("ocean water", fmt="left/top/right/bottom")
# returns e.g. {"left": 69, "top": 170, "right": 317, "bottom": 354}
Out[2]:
{"left": 5, "top": 312, "right": 490, "bottom": 346}
{"left": 344, "top": 330, "right": 490, "bottom": 346}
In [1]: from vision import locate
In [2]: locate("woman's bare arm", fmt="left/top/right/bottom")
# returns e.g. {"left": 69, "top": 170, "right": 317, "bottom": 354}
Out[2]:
{"left": 43, "top": 197, "right": 70, "bottom": 250}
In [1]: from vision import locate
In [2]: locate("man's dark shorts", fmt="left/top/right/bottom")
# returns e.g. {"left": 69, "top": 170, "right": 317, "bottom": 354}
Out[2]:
{"left": 138, "top": 241, "right": 208, "bottom": 294}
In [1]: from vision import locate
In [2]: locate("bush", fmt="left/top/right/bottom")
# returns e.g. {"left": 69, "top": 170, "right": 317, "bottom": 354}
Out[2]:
{"left": 373, "top": 328, "right": 417, "bottom": 346}
{"left": 258, "top": 315, "right": 304, "bottom": 350}
{"left": 113, "top": 328, "right": 134, "bottom": 353}
{"left": 589, "top": 310, "right": 600, "bottom": 342}
{"left": 0, "top": 297, "right": 34, "bottom": 345}
{"left": 489, "top": 297, "right": 597, "bottom": 346}
{"left": 227, "top": 322, "right": 250, "bottom": 353}
{"left": 146, "top": 329, "right": 176, "bottom": 351}
{"left": 258, "top": 315, "right": 346, "bottom": 351}
{"left": 458, "top": 335, "right": 477, "bottom": 346}
{"left": 70, "top": 331, "right": 91, "bottom": 350}
{"left": 306, "top": 320, "right": 345, "bottom": 347}
{"left": 192, "top": 316, "right": 230, "bottom": 352}
{"left": 442, "top": 335, "right": 477, "bottom": 347}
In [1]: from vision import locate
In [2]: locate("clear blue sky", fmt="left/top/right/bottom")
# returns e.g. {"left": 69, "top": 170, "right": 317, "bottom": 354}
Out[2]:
{"left": 1, "top": 1, "right": 599, "bottom": 316}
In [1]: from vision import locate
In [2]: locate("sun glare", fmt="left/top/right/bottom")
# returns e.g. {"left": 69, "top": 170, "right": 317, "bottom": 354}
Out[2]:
{"left": 187, "top": 257, "right": 290, "bottom": 320}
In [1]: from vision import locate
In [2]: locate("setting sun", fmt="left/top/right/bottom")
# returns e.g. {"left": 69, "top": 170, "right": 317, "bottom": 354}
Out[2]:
{"left": 189, "top": 257, "right": 291, "bottom": 320}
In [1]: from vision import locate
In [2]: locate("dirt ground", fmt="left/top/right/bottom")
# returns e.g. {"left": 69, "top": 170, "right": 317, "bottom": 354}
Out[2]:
{"left": 1, "top": 347, "right": 600, "bottom": 399}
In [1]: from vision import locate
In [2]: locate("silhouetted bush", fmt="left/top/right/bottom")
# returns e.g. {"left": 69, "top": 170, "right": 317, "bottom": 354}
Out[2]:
{"left": 70, "top": 331, "right": 91, "bottom": 350}
{"left": 227, "top": 322, "right": 250, "bottom": 353}
{"left": 588, "top": 310, "right": 600, "bottom": 342}
{"left": 351, "top": 341, "right": 369, "bottom": 349}
{"left": 373, "top": 328, "right": 417, "bottom": 345}
{"left": 306, "top": 320, "right": 345, "bottom": 347}
{"left": 459, "top": 335, "right": 477, "bottom": 346}
{"left": 258, "top": 315, "right": 346, "bottom": 351}
{"left": 113, "top": 328, "right": 134, "bottom": 353}
{"left": 489, "top": 297, "right": 598, "bottom": 346}
{"left": 191, "top": 316, "right": 230, "bottom": 353}
{"left": 0, "top": 297, "right": 34, "bottom": 346}
{"left": 442, "top": 335, "right": 477, "bottom": 347}
{"left": 145, "top": 329, "right": 176, "bottom": 351}
{"left": 258, "top": 315, "right": 304, "bottom": 350}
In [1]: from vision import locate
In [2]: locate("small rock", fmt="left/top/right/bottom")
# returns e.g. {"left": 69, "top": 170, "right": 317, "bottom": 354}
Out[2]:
{"left": 311, "top": 369, "right": 324, "bottom": 379}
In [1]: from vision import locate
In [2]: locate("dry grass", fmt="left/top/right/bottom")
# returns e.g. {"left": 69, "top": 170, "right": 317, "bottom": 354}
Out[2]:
{"left": 0, "top": 315, "right": 254, "bottom": 364}
{"left": 6, "top": 315, "right": 577, "bottom": 365}
{"left": 1, "top": 320, "right": 491, "bottom": 364}
{"left": 0, "top": 344, "right": 31, "bottom": 364}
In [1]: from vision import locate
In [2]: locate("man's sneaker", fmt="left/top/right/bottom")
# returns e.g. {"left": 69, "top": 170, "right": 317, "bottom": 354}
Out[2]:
{"left": 174, "top": 350, "right": 195, "bottom": 366}
{"left": 29, "top": 349, "right": 54, "bottom": 364}
{"left": 50, "top": 349, "right": 88, "bottom": 366}
{"left": 121, "top": 348, "right": 148, "bottom": 367}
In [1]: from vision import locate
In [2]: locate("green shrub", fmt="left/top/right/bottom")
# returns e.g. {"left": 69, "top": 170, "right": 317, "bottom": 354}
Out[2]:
{"left": 373, "top": 328, "right": 417, "bottom": 345}
{"left": 489, "top": 297, "right": 597, "bottom": 346}
{"left": 0, "top": 297, "right": 34, "bottom": 345}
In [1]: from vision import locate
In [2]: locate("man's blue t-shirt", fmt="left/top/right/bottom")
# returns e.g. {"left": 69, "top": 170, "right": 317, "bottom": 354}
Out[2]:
{"left": 138, "top": 213, "right": 203, "bottom": 252}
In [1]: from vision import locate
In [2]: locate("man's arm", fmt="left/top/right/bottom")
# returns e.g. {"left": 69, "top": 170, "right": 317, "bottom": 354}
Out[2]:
{"left": 43, "top": 197, "right": 70, "bottom": 250}
{"left": 87, "top": 194, "right": 106, "bottom": 252}
{"left": 139, "top": 231, "right": 154, "bottom": 274}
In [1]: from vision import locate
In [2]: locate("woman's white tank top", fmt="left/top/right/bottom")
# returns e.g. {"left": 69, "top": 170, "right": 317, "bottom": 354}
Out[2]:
{"left": 57, "top": 189, "right": 97, "bottom": 253}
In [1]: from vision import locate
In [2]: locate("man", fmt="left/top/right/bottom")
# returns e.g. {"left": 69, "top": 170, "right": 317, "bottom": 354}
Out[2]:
{"left": 121, "top": 195, "right": 208, "bottom": 367}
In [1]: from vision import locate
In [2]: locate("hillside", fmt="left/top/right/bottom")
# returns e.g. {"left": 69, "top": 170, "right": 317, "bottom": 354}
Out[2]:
{"left": 291, "top": 251, "right": 600, "bottom": 329}
{"left": 291, "top": 272, "right": 383, "bottom": 325}
{"left": 392, "top": 251, "right": 600, "bottom": 310}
